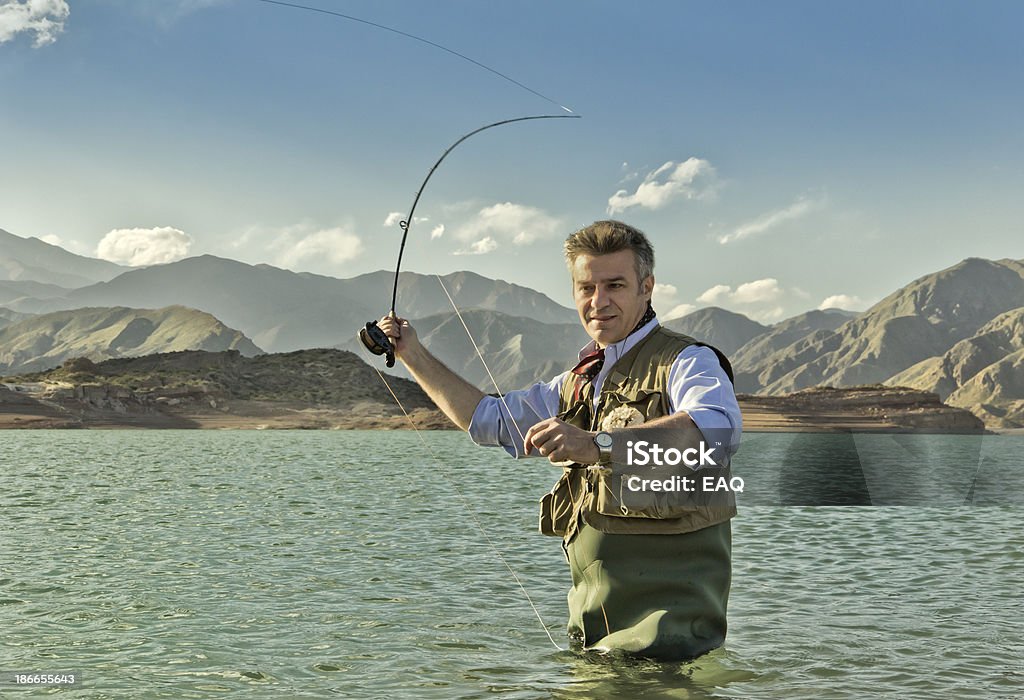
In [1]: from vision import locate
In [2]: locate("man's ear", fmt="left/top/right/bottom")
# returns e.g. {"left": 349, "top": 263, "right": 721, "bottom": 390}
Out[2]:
{"left": 641, "top": 275, "right": 655, "bottom": 299}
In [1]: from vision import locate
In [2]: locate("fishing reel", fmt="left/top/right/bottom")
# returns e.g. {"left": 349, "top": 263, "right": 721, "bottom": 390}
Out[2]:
{"left": 359, "top": 320, "right": 395, "bottom": 368}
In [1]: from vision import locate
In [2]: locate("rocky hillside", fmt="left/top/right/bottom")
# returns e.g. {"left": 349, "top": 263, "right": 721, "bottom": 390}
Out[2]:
{"left": 887, "top": 307, "right": 1024, "bottom": 427}
{"left": 754, "top": 258, "right": 1024, "bottom": 394}
{"left": 1, "top": 348, "right": 451, "bottom": 429}
{"left": 0, "top": 307, "right": 33, "bottom": 329}
{"left": 0, "top": 306, "right": 262, "bottom": 374}
{"left": 664, "top": 306, "right": 768, "bottom": 355}
{"left": 724, "top": 258, "right": 1024, "bottom": 427}
{"left": 731, "top": 309, "right": 853, "bottom": 392}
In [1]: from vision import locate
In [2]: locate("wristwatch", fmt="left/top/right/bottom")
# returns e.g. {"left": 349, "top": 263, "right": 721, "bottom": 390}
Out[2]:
{"left": 593, "top": 431, "right": 613, "bottom": 465}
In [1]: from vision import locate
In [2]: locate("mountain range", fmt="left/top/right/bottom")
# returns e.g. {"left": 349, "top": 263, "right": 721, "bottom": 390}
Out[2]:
{"left": 0, "top": 228, "right": 126, "bottom": 287}
{"left": 0, "top": 306, "right": 261, "bottom": 374}
{"left": 2, "top": 227, "right": 1022, "bottom": 428}
{"left": 5, "top": 253, "right": 574, "bottom": 351}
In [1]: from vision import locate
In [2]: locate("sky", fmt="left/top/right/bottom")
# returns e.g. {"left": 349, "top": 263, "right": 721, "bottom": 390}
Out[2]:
{"left": 2, "top": 0, "right": 1023, "bottom": 322}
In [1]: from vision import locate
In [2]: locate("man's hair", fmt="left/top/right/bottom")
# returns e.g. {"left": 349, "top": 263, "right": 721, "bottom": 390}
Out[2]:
{"left": 564, "top": 220, "right": 655, "bottom": 283}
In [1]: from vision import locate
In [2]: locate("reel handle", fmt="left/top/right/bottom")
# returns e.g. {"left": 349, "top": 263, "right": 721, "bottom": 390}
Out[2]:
{"left": 358, "top": 320, "right": 396, "bottom": 368}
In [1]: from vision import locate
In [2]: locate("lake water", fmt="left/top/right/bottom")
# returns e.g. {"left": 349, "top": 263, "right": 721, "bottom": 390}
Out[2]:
{"left": 1, "top": 430, "right": 1022, "bottom": 698}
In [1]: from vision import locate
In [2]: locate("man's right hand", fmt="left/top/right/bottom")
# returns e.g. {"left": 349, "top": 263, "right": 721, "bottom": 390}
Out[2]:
{"left": 373, "top": 313, "right": 483, "bottom": 431}
{"left": 378, "top": 314, "right": 419, "bottom": 359}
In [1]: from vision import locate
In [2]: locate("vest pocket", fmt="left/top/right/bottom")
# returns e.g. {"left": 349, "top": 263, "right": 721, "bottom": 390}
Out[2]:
{"left": 597, "top": 389, "right": 662, "bottom": 430}
{"left": 593, "top": 458, "right": 725, "bottom": 520}
{"left": 539, "top": 469, "right": 582, "bottom": 536}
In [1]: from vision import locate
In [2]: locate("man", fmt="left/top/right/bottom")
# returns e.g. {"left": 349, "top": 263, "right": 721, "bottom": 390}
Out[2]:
{"left": 378, "top": 220, "right": 741, "bottom": 660}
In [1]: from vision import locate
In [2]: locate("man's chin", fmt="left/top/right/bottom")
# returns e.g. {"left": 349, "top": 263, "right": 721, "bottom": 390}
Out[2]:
{"left": 588, "top": 327, "right": 626, "bottom": 346}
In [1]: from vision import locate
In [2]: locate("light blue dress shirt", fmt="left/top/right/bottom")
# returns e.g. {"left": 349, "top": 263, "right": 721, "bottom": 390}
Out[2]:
{"left": 467, "top": 317, "right": 742, "bottom": 458}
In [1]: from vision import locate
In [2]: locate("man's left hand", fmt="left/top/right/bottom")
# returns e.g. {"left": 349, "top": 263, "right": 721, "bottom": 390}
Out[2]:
{"left": 523, "top": 417, "right": 600, "bottom": 465}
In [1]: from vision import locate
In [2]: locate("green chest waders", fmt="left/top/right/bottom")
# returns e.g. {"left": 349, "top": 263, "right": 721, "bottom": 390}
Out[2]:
{"left": 549, "top": 327, "right": 736, "bottom": 659}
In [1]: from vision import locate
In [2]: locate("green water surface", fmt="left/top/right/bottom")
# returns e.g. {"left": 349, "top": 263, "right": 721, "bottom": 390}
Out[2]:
{"left": 1, "top": 431, "right": 1021, "bottom": 698}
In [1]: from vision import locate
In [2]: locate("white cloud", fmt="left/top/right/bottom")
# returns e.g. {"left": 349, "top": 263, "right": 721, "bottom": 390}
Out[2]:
{"left": 749, "top": 306, "right": 787, "bottom": 323}
{"left": 732, "top": 278, "right": 783, "bottom": 304}
{"left": 818, "top": 294, "right": 865, "bottom": 311}
{"left": 651, "top": 283, "right": 697, "bottom": 321}
{"left": 697, "top": 284, "right": 732, "bottom": 305}
{"left": 651, "top": 282, "right": 678, "bottom": 309}
{"left": 454, "top": 236, "right": 498, "bottom": 256}
{"left": 718, "top": 197, "right": 820, "bottom": 245}
{"left": 697, "top": 278, "right": 784, "bottom": 311}
{"left": 0, "top": 0, "right": 69, "bottom": 47}
{"left": 220, "top": 221, "right": 363, "bottom": 274}
{"left": 430, "top": 224, "right": 445, "bottom": 239}
{"left": 453, "top": 202, "right": 562, "bottom": 252}
{"left": 664, "top": 303, "right": 697, "bottom": 321}
{"left": 95, "top": 227, "right": 192, "bottom": 266}
{"left": 607, "top": 157, "right": 716, "bottom": 215}
{"left": 271, "top": 224, "right": 363, "bottom": 272}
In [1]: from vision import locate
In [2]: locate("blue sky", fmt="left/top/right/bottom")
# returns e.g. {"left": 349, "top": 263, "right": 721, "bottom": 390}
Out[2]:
{"left": 2, "top": 0, "right": 1023, "bottom": 321}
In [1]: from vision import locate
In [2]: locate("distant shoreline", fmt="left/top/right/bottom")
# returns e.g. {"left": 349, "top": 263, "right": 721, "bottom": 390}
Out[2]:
{"left": 1, "top": 385, "right": 990, "bottom": 434}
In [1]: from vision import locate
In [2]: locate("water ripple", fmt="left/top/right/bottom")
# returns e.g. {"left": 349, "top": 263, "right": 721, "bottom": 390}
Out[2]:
{"left": 0, "top": 430, "right": 1021, "bottom": 698}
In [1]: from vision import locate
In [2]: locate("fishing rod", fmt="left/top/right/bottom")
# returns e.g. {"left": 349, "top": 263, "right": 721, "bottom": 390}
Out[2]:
{"left": 357, "top": 114, "right": 580, "bottom": 366}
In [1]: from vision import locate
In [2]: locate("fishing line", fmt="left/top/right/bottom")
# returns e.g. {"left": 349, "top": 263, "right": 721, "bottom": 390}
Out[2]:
{"left": 368, "top": 362, "right": 567, "bottom": 652}
{"left": 251, "top": 0, "right": 575, "bottom": 114}
{"left": 257, "top": 0, "right": 582, "bottom": 651}
{"left": 432, "top": 273, "right": 529, "bottom": 449}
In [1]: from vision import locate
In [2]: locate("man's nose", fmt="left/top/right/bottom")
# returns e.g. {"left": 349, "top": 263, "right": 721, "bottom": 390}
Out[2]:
{"left": 591, "top": 285, "right": 609, "bottom": 309}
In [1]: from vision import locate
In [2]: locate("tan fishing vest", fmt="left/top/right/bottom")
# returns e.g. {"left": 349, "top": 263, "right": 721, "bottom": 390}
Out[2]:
{"left": 539, "top": 326, "right": 738, "bottom": 542}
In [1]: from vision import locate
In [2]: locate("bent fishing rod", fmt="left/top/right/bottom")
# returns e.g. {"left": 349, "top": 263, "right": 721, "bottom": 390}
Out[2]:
{"left": 357, "top": 114, "right": 580, "bottom": 366}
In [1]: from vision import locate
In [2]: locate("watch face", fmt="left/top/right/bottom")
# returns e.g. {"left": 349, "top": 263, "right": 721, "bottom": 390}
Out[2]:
{"left": 595, "top": 432, "right": 613, "bottom": 448}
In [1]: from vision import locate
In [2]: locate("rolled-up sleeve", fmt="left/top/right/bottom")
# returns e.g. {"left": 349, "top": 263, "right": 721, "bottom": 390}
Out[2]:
{"left": 668, "top": 345, "right": 742, "bottom": 452}
{"left": 467, "top": 372, "right": 566, "bottom": 458}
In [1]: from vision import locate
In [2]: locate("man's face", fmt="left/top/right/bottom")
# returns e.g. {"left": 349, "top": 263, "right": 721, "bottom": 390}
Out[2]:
{"left": 571, "top": 249, "right": 654, "bottom": 347}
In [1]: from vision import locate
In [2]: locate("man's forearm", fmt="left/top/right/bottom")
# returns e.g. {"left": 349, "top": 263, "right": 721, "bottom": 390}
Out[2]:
{"left": 399, "top": 343, "right": 485, "bottom": 431}
{"left": 526, "top": 408, "right": 707, "bottom": 466}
